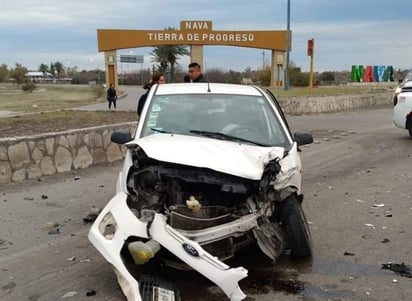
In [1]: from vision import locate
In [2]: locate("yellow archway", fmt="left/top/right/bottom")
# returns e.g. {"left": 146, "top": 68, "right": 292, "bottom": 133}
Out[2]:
{"left": 97, "top": 21, "right": 290, "bottom": 87}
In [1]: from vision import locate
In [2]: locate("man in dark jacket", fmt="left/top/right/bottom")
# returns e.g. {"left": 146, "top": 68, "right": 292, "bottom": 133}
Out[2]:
{"left": 188, "top": 62, "right": 207, "bottom": 82}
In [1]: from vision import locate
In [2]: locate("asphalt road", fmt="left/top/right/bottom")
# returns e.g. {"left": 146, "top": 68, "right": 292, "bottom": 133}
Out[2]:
{"left": 1, "top": 105, "right": 412, "bottom": 301}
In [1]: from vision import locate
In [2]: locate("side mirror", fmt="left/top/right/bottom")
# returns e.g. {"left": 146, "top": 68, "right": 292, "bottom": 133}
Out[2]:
{"left": 111, "top": 130, "right": 132, "bottom": 145}
{"left": 294, "top": 132, "right": 313, "bottom": 146}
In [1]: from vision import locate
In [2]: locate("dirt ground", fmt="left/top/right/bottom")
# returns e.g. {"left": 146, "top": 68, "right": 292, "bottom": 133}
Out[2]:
{"left": 0, "top": 110, "right": 138, "bottom": 138}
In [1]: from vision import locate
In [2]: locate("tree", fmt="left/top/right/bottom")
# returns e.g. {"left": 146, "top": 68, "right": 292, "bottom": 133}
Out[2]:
{"left": 0, "top": 64, "right": 9, "bottom": 83}
{"left": 54, "top": 61, "right": 64, "bottom": 77}
{"left": 205, "top": 68, "right": 226, "bottom": 82}
{"left": 39, "top": 63, "right": 49, "bottom": 73}
{"left": 318, "top": 71, "right": 335, "bottom": 84}
{"left": 50, "top": 62, "right": 56, "bottom": 77}
{"left": 256, "top": 63, "right": 271, "bottom": 86}
{"left": 150, "top": 27, "right": 190, "bottom": 81}
{"left": 10, "top": 63, "right": 28, "bottom": 85}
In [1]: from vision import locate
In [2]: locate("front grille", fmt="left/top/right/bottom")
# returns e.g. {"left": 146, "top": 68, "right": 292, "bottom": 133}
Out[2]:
{"left": 139, "top": 274, "right": 180, "bottom": 301}
{"left": 401, "top": 87, "right": 412, "bottom": 93}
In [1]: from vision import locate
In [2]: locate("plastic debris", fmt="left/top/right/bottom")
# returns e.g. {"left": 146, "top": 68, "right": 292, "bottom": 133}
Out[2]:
{"left": 83, "top": 207, "right": 102, "bottom": 224}
{"left": 344, "top": 251, "right": 355, "bottom": 256}
{"left": 80, "top": 258, "right": 91, "bottom": 263}
{"left": 48, "top": 228, "right": 60, "bottom": 235}
{"left": 356, "top": 199, "right": 366, "bottom": 203}
{"left": 380, "top": 238, "right": 390, "bottom": 243}
{"left": 62, "top": 291, "right": 78, "bottom": 298}
{"left": 364, "top": 223, "right": 375, "bottom": 228}
{"left": 372, "top": 204, "right": 385, "bottom": 208}
{"left": 41, "top": 222, "right": 59, "bottom": 229}
{"left": 74, "top": 176, "right": 80, "bottom": 181}
{"left": 41, "top": 195, "right": 48, "bottom": 199}
{"left": 86, "top": 289, "right": 97, "bottom": 296}
{"left": 392, "top": 279, "right": 398, "bottom": 283}
{"left": 66, "top": 256, "right": 76, "bottom": 261}
{"left": 381, "top": 262, "right": 412, "bottom": 278}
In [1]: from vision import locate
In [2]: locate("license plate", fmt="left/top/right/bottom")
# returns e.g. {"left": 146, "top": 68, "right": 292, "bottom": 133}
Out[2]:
{"left": 153, "top": 287, "right": 175, "bottom": 301}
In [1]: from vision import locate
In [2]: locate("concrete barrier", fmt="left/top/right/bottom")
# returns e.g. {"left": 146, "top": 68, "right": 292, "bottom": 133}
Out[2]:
{"left": 278, "top": 91, "right": 393, "bottom": 115}
{"left": 0, "top": 91, "right": 395, "bottom": 183}
{"left": 0, "top": 122, "right": 136, "bottom": 183}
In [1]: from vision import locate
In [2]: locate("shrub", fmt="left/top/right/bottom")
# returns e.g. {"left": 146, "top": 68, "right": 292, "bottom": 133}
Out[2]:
{"left": 22, "top": 82, "right": 36, "bottom": 93}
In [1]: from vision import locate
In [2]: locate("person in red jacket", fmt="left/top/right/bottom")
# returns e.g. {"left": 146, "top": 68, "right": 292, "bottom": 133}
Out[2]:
{"left": 137, "top": 73, "right": 166, "bottom": 117}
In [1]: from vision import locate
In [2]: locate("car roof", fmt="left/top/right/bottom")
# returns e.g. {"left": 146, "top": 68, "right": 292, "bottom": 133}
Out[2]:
{"left": 153, "top": 83, "right": 263, "bottom": 96}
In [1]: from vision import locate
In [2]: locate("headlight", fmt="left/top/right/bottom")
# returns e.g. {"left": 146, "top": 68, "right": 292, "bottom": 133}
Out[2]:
{"left": 98, "top": 212, "right": 117, "bottom": 240}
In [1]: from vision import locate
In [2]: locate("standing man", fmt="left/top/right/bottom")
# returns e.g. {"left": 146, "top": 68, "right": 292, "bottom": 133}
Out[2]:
{"left": 188, "top": 62, "right": 207, "bottom": 82}
{"left": 106, "top": 83, "right": 117, "bottom": 110}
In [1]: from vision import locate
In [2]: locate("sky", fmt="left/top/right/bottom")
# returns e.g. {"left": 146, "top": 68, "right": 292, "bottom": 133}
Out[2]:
{"left": 2, "top": 0, "right": 412, "bottom": 73}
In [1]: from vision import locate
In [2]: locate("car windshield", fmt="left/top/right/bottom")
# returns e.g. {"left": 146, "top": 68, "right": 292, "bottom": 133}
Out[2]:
{"left": 141, "top": 93, "right": 290, "bottom": 148}
{"left": 404, "top": 71, "right": 412, "bottom": 82}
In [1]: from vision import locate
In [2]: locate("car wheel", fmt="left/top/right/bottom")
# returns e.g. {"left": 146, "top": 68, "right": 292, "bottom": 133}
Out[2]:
{"left": 279, "top": 195, "right": 313, "bottom": 258}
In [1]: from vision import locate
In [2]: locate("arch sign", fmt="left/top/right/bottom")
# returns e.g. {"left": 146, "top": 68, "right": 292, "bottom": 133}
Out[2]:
{"left": 97, "top": 20, "right": 289, "bottom": 87}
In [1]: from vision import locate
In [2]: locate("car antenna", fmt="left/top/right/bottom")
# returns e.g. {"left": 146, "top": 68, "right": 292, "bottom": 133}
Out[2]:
{"left": 205, "top": 60, "right": 211, "bottom": 92}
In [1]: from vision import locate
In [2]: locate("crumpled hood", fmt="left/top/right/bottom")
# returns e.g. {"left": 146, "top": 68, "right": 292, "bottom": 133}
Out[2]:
{"left": 130, "top": 133, "right": 285, "bottom": 180}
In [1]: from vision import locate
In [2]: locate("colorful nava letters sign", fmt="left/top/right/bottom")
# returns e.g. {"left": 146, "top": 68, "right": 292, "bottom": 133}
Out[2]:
{"left": 351, "top": 65, "right": 394, "bottom": 82}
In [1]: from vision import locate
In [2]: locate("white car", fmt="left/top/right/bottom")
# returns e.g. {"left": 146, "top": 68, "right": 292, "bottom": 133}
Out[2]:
{"left": 393, "top": 73, "right": 412, "bottom": 137}
{"left": 89, "top": 83, "right": 314, "bottom": 301}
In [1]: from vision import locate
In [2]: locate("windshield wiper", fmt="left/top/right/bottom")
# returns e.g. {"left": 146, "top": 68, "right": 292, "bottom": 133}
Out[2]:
{"left": 189, "top": 130, "right": 268, "bottom": 146}
{"left": 150, "top": 127, "right": 172, "bottom": 134}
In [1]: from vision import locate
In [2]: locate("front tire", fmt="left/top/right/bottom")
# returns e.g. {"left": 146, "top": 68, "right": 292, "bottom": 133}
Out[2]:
{"left": 279, "top": 195, "right": 313, "bottom": 258}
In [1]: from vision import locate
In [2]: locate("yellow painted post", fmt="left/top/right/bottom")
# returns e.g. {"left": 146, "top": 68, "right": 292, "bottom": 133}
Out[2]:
{"left": 307, "top": 39, "right": 315, "bottom": 95}
{"left": 190, "top": 45, "right": 203, "bottom": 66}
{"left": 309, "top": 55, "right": 314, "bottom": 95}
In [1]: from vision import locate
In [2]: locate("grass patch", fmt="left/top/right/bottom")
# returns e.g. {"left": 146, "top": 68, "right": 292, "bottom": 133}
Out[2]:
{"left": 0, "top": 110, "right": 137, "bottom": 138}
{"left": 0, "top": 83, "right": 105, "bottom": 112}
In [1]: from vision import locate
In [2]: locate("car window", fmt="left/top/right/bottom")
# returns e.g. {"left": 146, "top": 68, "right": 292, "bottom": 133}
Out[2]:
{"left": 141, "top": 93, "right": 290, "bottom": 147}
{"left": 405, "top": 71, "right": 412, "bottom": 82}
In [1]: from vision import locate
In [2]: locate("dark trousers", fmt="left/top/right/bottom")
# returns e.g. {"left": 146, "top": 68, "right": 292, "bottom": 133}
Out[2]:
{"left": 108, "top": 98, "right": 116, "bottom": 109}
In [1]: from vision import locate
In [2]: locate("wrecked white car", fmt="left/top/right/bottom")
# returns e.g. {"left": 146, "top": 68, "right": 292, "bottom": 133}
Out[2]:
{"left": 89, "top": 83, "right": 314, "bottom": 301}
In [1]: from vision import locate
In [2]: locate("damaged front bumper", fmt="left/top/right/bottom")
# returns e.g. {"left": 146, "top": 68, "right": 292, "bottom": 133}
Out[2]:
{"left": 88, "top": 192, "right": 250, "bottom": 301}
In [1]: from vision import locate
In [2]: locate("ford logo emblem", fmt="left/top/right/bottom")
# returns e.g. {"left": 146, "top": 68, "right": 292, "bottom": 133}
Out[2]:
{"left": 182, "top": 243, "right": 200, "bottom": 257}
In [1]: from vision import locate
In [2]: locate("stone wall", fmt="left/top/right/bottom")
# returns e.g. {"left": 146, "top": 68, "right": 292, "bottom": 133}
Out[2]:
{"left": 279, "top": 91, "right": 393, "bottom": 115}
{"left": 0, "top": 122, "right": 136, "bottom": 183}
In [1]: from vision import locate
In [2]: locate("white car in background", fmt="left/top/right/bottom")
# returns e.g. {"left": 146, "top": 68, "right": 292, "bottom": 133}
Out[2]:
{"left": 88, "top": 83, "right": 314, "bottom": 301}
{"left": 393, "top": 71, "right": 412, "bottom": 137}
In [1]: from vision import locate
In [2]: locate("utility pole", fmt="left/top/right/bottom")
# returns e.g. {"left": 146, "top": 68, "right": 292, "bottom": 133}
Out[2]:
{"left": 285, "top": 0, "right": 291, "bottom": 90}
{"left": 262, "top": 51, "right": 265, "bottom": 69}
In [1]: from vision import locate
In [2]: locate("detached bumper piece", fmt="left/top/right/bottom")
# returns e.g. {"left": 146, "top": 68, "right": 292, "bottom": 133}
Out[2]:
{"left": 89, "top": 192, "right": 248, "bottom": 301}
